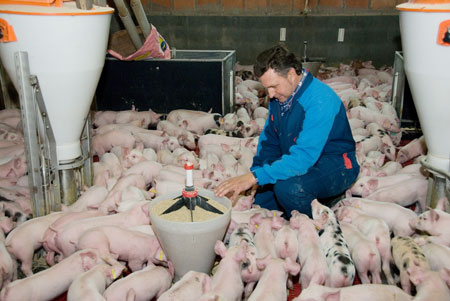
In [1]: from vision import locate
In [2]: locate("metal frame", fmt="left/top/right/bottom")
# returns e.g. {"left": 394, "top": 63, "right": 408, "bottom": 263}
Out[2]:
{"left": 14, "top": 51, "right": 92, "bottom": 216}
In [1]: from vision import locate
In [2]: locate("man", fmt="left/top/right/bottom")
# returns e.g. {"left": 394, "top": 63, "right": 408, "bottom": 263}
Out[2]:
{"left": 215, "top": 44, "right": 359, "bottom": 218}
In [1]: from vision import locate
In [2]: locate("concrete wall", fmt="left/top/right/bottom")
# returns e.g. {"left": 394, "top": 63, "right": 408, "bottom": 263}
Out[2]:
{"left": 109, "top": 0, "right": 407, "bottom": 67}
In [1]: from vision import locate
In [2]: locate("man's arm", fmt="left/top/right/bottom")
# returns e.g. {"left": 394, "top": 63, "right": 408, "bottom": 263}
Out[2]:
{"left": 251, "top": 110, "right": 281, "bottom": 170}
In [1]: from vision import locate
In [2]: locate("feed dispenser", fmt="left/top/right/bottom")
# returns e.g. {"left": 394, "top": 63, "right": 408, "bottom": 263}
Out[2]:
{"left": 0, "top": 0, "right": 114, "bottom": 214}
{"left": 150, "top": 162, "right": 231, "bottom": 281}
{"left": 397, "top": 0, "right": 450, "bottom": 208}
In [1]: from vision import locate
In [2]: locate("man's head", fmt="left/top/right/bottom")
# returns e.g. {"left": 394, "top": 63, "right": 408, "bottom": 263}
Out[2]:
{"left": 254, "top": 44, "right": 303, "bottom": 102}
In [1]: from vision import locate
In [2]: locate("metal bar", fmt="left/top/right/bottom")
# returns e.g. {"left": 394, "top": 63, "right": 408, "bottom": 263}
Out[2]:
{"left": 31, "top": 75, "right": 62, "bottom": 212}
{"left": 81, "top": 114, "right": 93, "bottom": 188}
{"left": 113, "top": 0, "right": 143, "bottom": 50}
{"left": 93, "top": 0, "right": 107, "bottom": 6}
{"left": 0, "top": 62, "right": 14, "bottom": 109}
{"left": 130, "top": 0, "right": 151, "bottom": 38}
{"left": 14, "top": 52, "right": 48, "bottom": 217}
{"left": 76, "top": 0, "right": 93, "bottom": 10}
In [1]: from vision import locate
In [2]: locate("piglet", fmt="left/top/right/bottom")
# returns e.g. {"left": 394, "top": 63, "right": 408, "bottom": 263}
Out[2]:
{"left": 157, "top": 120, "right": 197, "bottom": 149}
{"left": 247, "top": 256, "right": 300, "bottom": 301}
{"left": 407, "top": 265, "right": 450, "bottom": 301}
{"left": 5, "top": 211, "right": 66, "bottom": 276}
{"left": 396, "top": 135, "right": 427, "bottom": 164}
{"left": 289, "top": 211, "right": 329, "bottom": 289}
{"left": 414, "top": 237, "right": 450, "bottom": 271}
{"left": 158, "top": 271, "right": 211, "bottom": 301}
{"left": 92, "top": 129, "right": 136, "bottom": 156}
{"left": 409, "top": 197, "right": 450, "bottom": 246}
{"left": 340, "top": 222, "right": 382, "bottom": 284}
{"left": 115, "top": 107, "right": 161, "bottom": 128}
{"left": 311, "top": 199, "right": 356, "bottom": 288}
{"left": 349, "top": 173, "right": 417, "bottom": 198}
{"left": 54, "top": 201, "right": 151, "bottom": 258}
{"left": 76, "top": 225, "right": 167, "bottom": 272}
{"left": 42, "top": 210, "right": 105, "bottom": 266}
{"left": 337, "top": 205, "right": 394, "bottom": 285}
{"left": 274, "top": 221, "right": 298, "bottom": 262}
{"left": 103, "top": 263, "right": 173, "bottom": 301}
{"left": 250, "top": 213, "right": 284, "bottom": 259}
{"left": 67, "top": 262, "right": 126, "bottom": 301}
{"left": 365, "top": 176, "right": 428, "bottom": 213}
{"left": 63, "top": 185, "right": 108, "bottom": 212}
{"left": 391, "top": 236, "right": 430, "bottom": 294}
{"left": 200, "top": 240, "right": 248, "bottom": 301}
{"left": 295, "top": 283, "right": 412, "bottom": 301}
{"left": 0, "top": 231, "right": 16, "bottom": 289}
{"left": 337, "top": 197, "right": 416, "bottom": 237}
{"left": 0, "top": 249, "right": 106, "bottom": 301}
{"left": 228, "top": 223, "right": 259, "bottom": 298}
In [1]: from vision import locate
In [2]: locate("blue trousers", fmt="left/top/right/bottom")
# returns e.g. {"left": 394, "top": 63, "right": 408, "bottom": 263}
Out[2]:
{"left": 254, "top": 152, "right": 359, "bottom": 219}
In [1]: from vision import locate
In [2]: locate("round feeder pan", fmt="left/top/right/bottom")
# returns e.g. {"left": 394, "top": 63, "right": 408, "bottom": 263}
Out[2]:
{"left": 149, "top": 189, "right": 231, "bottom": 281}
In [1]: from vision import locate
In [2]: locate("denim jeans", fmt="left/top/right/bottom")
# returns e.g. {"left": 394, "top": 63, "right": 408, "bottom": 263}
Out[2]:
{"left": 254, "top": 152, "right": 359, "bottom": 219}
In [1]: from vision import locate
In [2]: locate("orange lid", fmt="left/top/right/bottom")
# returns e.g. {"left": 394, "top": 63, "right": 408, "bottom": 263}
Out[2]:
{"left": 408, "top": 0, "right": 449, "bottom": 3}
{"left": 397, "top": 0, "right": 450, "bottom": 11}
{"left": 0, "top": 0, "right": 64, "bottom": 7}
{"left": 0, "top": 1, "right": 114, "bottom": 15}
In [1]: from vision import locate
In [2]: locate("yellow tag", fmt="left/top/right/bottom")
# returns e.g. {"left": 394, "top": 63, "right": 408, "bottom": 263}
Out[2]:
{"left": 315, "top": 225, "right": 320, "bottom": 230}
{"left": 273, "top": 212, "right": 276, "bottom": 217}
{"left": 255, "top": 224, "right": 259, "bottom": 229}
{"left": 160, "top": 250, "right": 164, "bottom": 260}
{"left": 111, "top": 268, "right": 116, "bottom": 280}
{"left": 355, "top": 205, "right": 359, "bottom": 209}
{"left": 150, "top": 189, "right": 157, "bottom": 194}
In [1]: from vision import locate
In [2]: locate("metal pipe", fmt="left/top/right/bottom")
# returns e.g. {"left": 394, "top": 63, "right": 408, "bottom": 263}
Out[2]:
{"left": 59, "top": 168, "right": 78, "bottom": 206}
{"left": 112, "top": 0, "right": 143, "bottom": 50}
{"left": 130, "top": 0, "right": 151, "bottom": 38}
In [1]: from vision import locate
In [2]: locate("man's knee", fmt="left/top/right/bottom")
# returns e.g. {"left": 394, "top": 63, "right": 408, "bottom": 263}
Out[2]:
{"left": 273, "top": 178, "right": 315, "bottom": 218}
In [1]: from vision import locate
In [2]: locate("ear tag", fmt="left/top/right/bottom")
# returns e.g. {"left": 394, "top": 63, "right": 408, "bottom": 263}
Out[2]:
{"left": 112, "top": 269, "right": 117, "bottom": 280}
{"left": 160, "top": 250, "right": 164, "bottom": 261}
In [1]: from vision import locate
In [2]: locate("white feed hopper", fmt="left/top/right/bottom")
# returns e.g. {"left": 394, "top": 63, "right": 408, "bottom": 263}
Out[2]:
{"left": 397, "top": 0, "right": 450, "bottom": 174}
{"left": 0, "top": 0, "right": 114, "bottom": 162}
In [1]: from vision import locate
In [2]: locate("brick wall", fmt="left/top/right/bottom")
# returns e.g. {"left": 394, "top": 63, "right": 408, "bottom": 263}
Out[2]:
{"left": 146, "top": 0, "right": 410, "bottom": 15}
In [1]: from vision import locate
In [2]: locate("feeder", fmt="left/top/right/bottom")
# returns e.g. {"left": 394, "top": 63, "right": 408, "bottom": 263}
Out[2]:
{"left": 149, "top": 162, "right": 231, "bottom": 281}
{"left": 397, "top": 0, "right": 450, "bottom": 208}
{"left": 0, "top": 0, "right": 114, "bottom": 212}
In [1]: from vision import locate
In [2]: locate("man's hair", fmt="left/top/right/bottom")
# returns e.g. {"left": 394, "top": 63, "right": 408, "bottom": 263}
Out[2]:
{"left": 253, "top": 44, "right": 303, "bottom": 78}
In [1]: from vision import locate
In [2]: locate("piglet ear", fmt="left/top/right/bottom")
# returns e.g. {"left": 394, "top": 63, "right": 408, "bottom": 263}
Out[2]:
{"left": 80, "top": 250, "right": 98, "bottom": 271}
{"left": 430, "top": 209, "right": 440, "bottom": 222}
{"left": 345, "top": 189, "right": 352, "bottom": 198}
{"left": 135, "top": 142, "right": 144, "bottom": 151}
{"left": 256, "top": 255, "right": 271, "bottom": 270}
{"left": 126, "top": 288, "right": 136, "bottom": 301}
{"left": 181, "top": 120, "right": 189, "bottom": 128}
{"left": 439, "top": 268, "right": 450, "bottom": 288}
{"left": 367, "top": 179, "right": 378, "bottom": 191}
{"left": 284, "top": 257, "right": 301, "bottom": 276}
{"left": 202, "top": 274, "right": 211, "bottom": 294}
{"left": 220, "top": 143, "right": 230, "bottom": 152}
{"left": 214, "top": 240, "right": 227, "bottom": 258}
{"left": 407, "top": 265, "right": 423, "bottom": 286}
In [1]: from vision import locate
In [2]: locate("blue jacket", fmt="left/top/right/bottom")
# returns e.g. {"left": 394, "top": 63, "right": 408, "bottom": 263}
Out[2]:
{"left": 250, "top": 71, "right": 356, "bottom": 185}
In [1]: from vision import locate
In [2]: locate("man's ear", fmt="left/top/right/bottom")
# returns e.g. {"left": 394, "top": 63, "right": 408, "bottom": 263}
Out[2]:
{"left": 287, "top": 67, "right": 298, "bottom": 81}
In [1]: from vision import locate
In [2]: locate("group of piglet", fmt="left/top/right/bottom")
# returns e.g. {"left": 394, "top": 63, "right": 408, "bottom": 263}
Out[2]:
{"left": 0, "top": 59, "right": 448, "bottom": 301}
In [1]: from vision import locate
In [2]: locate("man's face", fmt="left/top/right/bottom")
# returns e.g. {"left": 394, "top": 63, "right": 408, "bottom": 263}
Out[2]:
{"left": 259, "top": 67, "right": 299, "bottom": 102}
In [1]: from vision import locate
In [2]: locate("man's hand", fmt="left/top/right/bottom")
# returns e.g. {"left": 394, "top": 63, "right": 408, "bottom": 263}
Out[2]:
{"left": 214, "top": 172, "right": 257, "bottom": 202}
